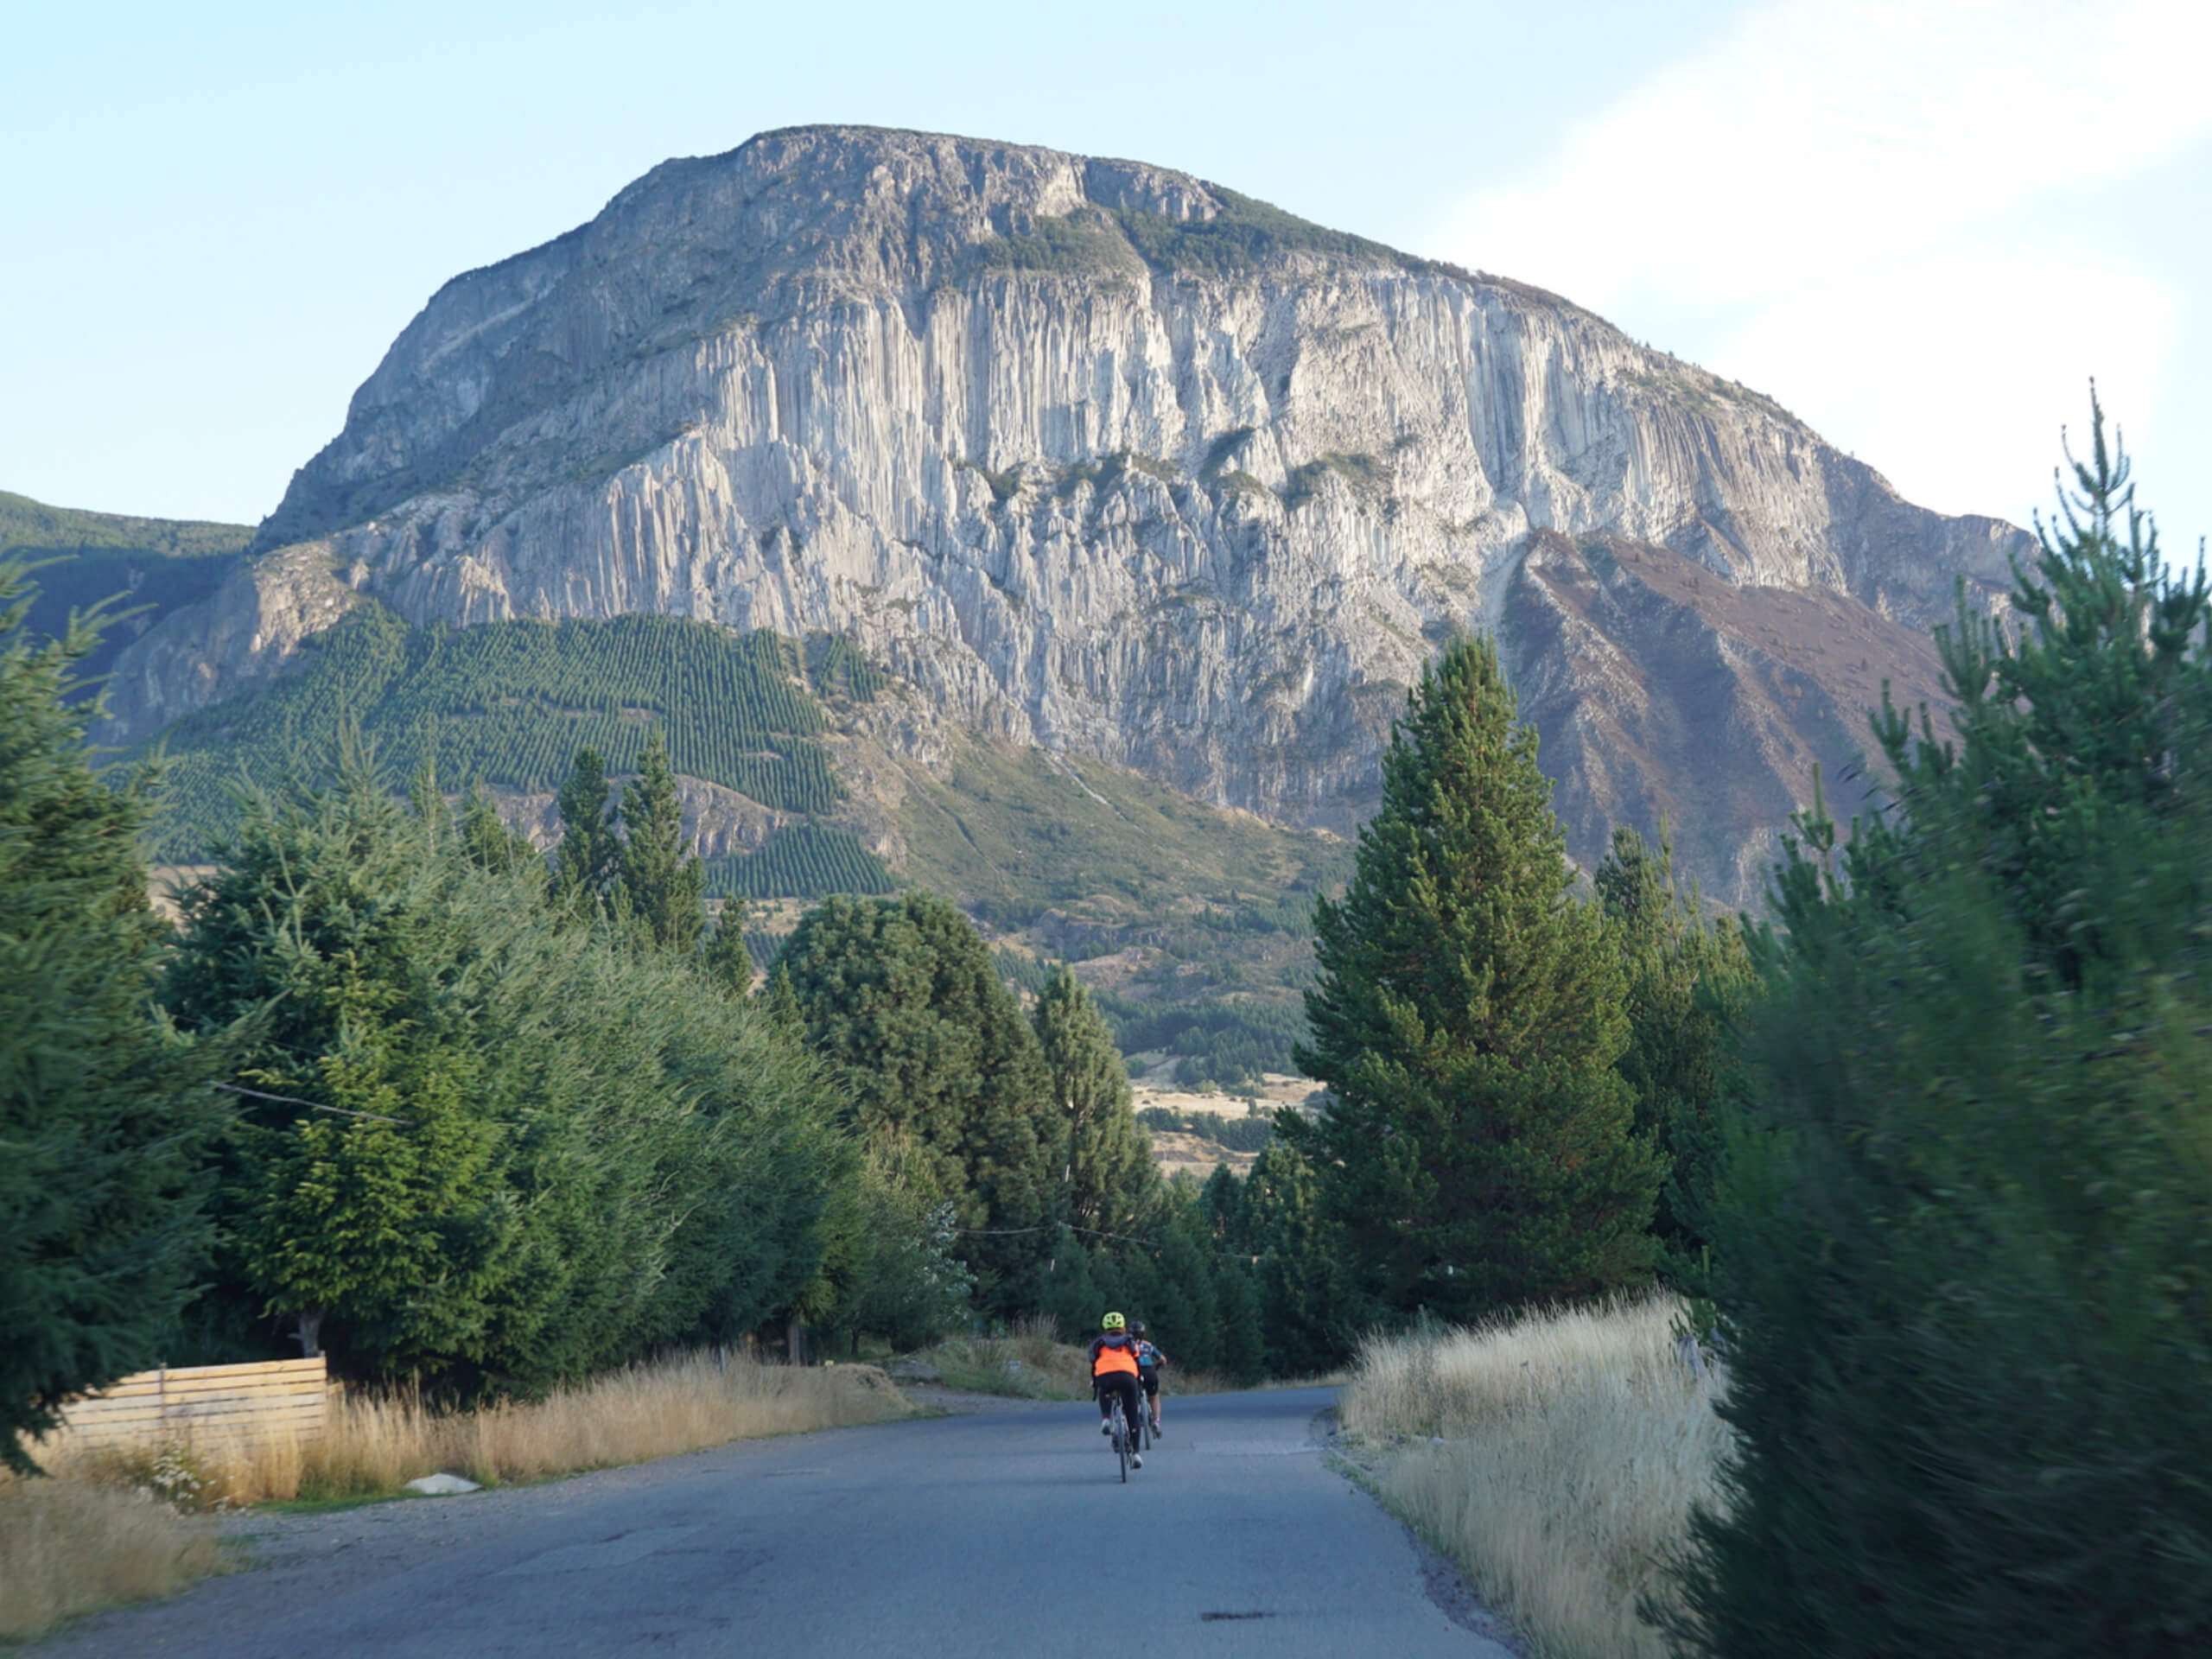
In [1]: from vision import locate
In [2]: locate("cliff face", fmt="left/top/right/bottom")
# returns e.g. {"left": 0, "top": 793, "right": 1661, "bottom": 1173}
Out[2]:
{"left": 106, "top": 125, "right": 2026, "bottom": 902}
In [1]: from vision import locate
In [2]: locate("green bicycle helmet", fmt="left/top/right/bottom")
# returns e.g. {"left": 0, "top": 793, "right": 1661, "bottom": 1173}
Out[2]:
{"left": 1102, "top": 1311, "right": 1127, "bottom": 1332}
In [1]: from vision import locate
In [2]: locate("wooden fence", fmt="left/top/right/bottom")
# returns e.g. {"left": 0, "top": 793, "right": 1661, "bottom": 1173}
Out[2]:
{"left": 49, "top": 1358, "right": 328, "bottom": 1455}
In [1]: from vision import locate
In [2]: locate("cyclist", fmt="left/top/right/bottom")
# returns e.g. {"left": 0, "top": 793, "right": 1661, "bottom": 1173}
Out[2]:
{"left": 1088, "top": 1312, "right": 1145, "bottom": 1470}
{"left": 1132, "top": 1320, "right": 1167, "bottom": 1436}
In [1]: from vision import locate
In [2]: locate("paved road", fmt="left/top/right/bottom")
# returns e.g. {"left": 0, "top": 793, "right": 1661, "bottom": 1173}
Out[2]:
{"left": 41, "top": 1387, "right": 1516, "bottom": 1657}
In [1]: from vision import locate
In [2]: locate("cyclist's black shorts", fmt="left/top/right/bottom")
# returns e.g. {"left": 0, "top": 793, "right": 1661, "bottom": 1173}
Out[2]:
{"left": 1094, "top": 1372, "right": 1141, "bottom": 1427}
{"left": 1139, "top": 1369, "right": 1160, "bottom": 1398}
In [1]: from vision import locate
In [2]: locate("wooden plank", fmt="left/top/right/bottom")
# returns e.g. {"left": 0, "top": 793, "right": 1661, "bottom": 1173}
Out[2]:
{"left": 121, "top": 1360, "right": 325, "bottom": 1384}
{"left": 59, "top": 1396, "right": 330, "bottom": 1426}
{"left": 71, "top": 1379, "right": 330, "bottom": 1408}
{"left": 84, "top": 1379, "right": 329, "bottom": 1402}
{"left": 67, "top": 1363, "right": 325, "bottom": 1403}
{"left": 54, "top": 1414, "right": 326, "bottom": 1443}
{"left": 60, "top": 1397, "right": 325, "bottom": 1428}
{"left": 64, "top": 1383, "right": 330, "bottom": 1410}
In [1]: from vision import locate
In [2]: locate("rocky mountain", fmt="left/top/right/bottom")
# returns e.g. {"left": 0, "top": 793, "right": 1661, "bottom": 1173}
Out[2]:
{"left": 98, "top": 124, "right": 2025, "bottom": 904}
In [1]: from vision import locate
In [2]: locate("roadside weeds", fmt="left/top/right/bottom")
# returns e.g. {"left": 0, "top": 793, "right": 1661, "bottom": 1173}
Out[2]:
{"left": 1338, "top": 1294, "right": 1730, "bottom": 1659}
{"left": 3, "top": 1351, "right": 912, "bottom": 1644}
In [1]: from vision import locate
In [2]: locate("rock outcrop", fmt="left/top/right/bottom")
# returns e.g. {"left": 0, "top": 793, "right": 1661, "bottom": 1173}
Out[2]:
{"left": 105, "top": 125, "right": 2028, "bottom": 902}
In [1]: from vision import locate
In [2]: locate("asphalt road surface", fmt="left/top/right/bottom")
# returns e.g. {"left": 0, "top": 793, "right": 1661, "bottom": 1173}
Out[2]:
{"left": 39, "top": 1386, "right": 1517, "bottom": 1657}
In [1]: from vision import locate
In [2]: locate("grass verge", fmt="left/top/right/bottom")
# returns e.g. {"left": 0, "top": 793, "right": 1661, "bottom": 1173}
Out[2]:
{"left": 7, "top": 1351, "right": 911, "bottom": 1640}
{"left": 1338, "top": 1294, "right": 1730, "bottom": 1659}
{"left": 0, "top": 1479, "right": 220, "bottom": 1643}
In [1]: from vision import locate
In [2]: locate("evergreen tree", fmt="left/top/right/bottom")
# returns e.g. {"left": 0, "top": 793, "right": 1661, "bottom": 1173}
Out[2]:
{"left": 165, "top": 763, "right": 850, "bottom": 1392}
{"left": 700, "top": 899, "right": 752, "bottom": 996}
{"left": 1240, "top": 1139, "right": 1352, "bottom": 1372}
{"left": 0, "top": 564, "right": 221, "bottom": 1472}
{"left": 1147, "top": 1186, "right": 1222, "bottom": 1374}
{"left": 1593, "top": 823, "right": 1754, "bottom": 1287}
{"left": 1213, "top": 1255, "right": 1266, "bottom": 1384}
{"left": 1289, "top": 635, "right": 1662, "bottom": 1322}
{"left": 778, "top": 891, "right": 1064, "bottom": 1317}
{"left": 1040, "top": 1230, "right": 1106, "bottom": 1339}
{"left": 459, "top": 784, "right": 543, "bottom": 881}
{"left": 1033, "top": 965, "right": 1158, "bottom": 1231}
{"left": 618, "top": 729, "right": 705, "bottom": 953}
{"left": 552, "top": 747, "right": 620, "bottom": 917}
{"left": 757, "top": 961, "right": 804, "bottom": 1033}
{"left": 1677, "top": 404, "right": 2212, "bottom": 1656}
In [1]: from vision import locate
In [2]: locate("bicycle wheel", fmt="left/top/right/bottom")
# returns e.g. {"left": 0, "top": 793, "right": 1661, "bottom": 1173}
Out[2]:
{"left": 1136, "top": 1401, "right": 1151, "bottom": 1453}
{"left": 1112, "top": 1399, "right": 1129, "bottom": 1483}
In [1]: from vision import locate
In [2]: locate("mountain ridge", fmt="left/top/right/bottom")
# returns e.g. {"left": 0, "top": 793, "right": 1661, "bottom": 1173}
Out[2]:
{"left": 96, "top": 124, "right": 2024, "bottom": 904}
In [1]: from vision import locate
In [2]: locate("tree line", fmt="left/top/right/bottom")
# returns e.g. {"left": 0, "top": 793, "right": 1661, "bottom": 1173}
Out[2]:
{"left": 8, "top": 404, "right": 2206, "bottom": 1649}
{"left": 1273, "top": 404, "right": 2210, "bottom": 1655}
{"left": 0, "top": 621, "right": 1282, "bottom": 1474}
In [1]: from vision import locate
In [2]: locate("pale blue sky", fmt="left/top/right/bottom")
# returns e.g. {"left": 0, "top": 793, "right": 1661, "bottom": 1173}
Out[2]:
{"left": 5, "top": 0, "right": 2206, "bottom": 556}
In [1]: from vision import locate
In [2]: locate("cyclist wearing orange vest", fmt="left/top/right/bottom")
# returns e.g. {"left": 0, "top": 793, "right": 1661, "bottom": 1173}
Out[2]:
{"left": 1088, "top": 1312, "right": 1145, "bottom": 1469}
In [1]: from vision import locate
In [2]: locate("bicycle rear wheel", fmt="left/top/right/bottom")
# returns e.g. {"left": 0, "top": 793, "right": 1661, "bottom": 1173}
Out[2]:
{"left": 1112, "top": 1400, "right": 1129, "bottom": 1483}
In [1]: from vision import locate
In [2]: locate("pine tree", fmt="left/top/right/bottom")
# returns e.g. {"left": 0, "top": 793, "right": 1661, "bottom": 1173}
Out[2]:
{"left": 618, "top": 729, "right": 705, "bottom": 952}
{"left": 1033, "top": 965, "right": 1158, "bottom": 1232}
{"left": 701, "top": 899, "right": 752, "bottom": 995}
{"left": 1213, "top": 1255, "right": 1266, "bottom": 1383}
{"left": 779, "top": 891, "right": 1064, "bottom": 1317}
{"left": 0, "top": 564, "right": 221, "bottom": 1472}
{"left": 1241, "top": 1139, "right": 1352, "bottom": 1372}
{"left": 459, "top": 784, "right": 543, "bottom": 881}
{"left": 1594, "top": 823, "right": 1753, "bottom": 1287}
{"left": 552, "top": 747, "right": 620, "bottom": 917}
{"left": 165, "top": 762, "right": 853, "bottom": 1392}
{"left": 1678, "top": 403, "right": 2212, "bottom": 1656}
{"left": 1289, "top": 634, "right": 1662, "bottom": 1322}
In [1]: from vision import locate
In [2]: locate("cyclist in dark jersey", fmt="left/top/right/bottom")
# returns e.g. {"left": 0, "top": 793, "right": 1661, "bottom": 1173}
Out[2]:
{"left": 1088, "top": 1312, "right": 1145, "bottom": 1470}
{"left": 1132, "top": 1320, "right": 1167, "bottom": 1436}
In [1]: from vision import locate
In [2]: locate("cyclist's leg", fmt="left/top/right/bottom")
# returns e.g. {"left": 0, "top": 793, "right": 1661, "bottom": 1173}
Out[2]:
{"left": 1095, "top": 1376, "right": 1115, "bottom": 1433}
{"left": 1141, "top": 1370, "right": 1160, "bottom": 1428}
{"left": 1110, "top": 1376, "right": 1139, "bottom": 1441}
{"left": 1116, "top": 1376, "right": 1143, "bottom": 1465}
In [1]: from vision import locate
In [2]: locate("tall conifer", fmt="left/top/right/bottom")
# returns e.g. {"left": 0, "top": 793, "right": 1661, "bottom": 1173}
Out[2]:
{"left": 0, "top": 565, "right": 220, "bottom": 1471}
{"left": 619, "top": 730, "right": 704, "bottom": 952}
{"left": 1594, "top": 823, "right": 1753, "bottom": 1286}
{"left": 1033, "top": 965, "right": 1157, "bottom": 1232}
{"left": 779, "top": 891, "right": 1063, "bottom": 1316}
{"left": 552, "top": 747, "right": 620, "bottom": 917}
{"left": 1290, "top": 634, "right": 1661, "bottom": 1321}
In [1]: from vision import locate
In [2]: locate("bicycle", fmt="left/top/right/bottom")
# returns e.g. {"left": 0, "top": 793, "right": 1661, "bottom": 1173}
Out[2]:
{"left": 1107, "top": 1390, "right": 1133, "bottom": 1482}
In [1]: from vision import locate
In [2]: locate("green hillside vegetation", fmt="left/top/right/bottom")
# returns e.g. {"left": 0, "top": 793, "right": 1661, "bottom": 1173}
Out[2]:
{"left": 830, "top": 725, "right": 1348, "bottom": 1071}
{"left": 708, "top": 823, "right": 894, "bottom": 899}
{"left": 0, "top": 490, "right": 251, "bottom": 688}
{"left": 140, "top": 605, "right": 891, "bottom": 884}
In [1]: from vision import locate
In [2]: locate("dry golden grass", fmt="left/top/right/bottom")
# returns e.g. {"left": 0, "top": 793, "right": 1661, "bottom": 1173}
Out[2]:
{"left": 299, "top": 1351, "right": 912, "bottom": 1499}
{"left": 1340, "top": 1294, "right": 1732, "bottom": 1659}
{"left": 0, "top": 1477, "right": 220, "bottom": 1642}
{"left": 5, "top": 1351, "right": 908, "bottom": 1640}
{"left": 29, "top": 1350, "right": 912, "bottom": 1508}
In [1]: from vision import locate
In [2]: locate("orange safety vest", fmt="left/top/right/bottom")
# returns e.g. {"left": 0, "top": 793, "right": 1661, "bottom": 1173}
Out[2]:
{"left": 1092, "top": 1337, "right": 1140, "bottom": 1378}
